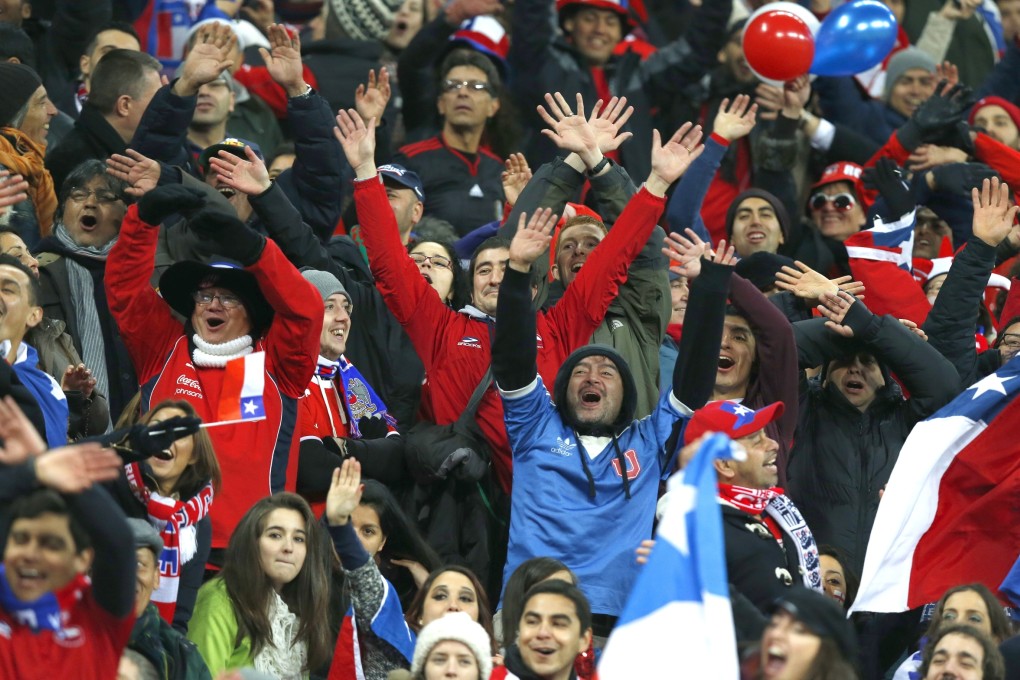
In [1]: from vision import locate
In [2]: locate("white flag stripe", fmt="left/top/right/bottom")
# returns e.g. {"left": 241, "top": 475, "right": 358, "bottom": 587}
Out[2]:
{"left": 241, "top": 351, "right": 265, "bottom": 399}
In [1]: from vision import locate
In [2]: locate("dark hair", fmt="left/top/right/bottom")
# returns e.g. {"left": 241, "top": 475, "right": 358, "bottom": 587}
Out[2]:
{"left": 405, "top": 565, "right": 495, "bottom": 649}
{"left": 468, "top": 236, "right": 509, "bottom": 280}
{"left": 818, "top": 545, "right": 860, "bottom": 611}
{"left": 918, "top": 624, "right": 1006, "bottom": 680}
{"left": 268, "top": 141, "right": 296, "bottom": 165}
{"left": 925, "top": 583, "right": 1012, "bottom": 643}
{"left": 500, "top": 558, "right": 576, "bottom": 647}
{"left": 794, "top": 637, "right": 859, "bottom": 680}
{"left": 520, "top": 579, "right": 592, "bottom": 635}
{"left": 407, "top": 237, "right": 467, "bottom": 309}
{"left": 359, "top": 480, "right": 440, "bottom": 571}
{"left": 0, "top": 23, "right": 35, "bottom": 66}
{"left": 219, "top": 493, "right": 332, "bottom": 671}
{"left": 438, "top": 49, "right": 502, "bottom": 94}
{"left": 436, "top": 47, "right": 521, "bottom": 158}
{"left": 7, "top": 489, "right": 90, "bottom": 552}
{"left": 88, "top": 49, "right": 161, "bottom": 115}
{"left": 58, "top": 159, "right": 128, "bottom": 213}
{"left": 83, "top": 21, "right": 140, "bottom": 58}
{"left": 138, "top": 400, "right": 222, "bottom": 497}
{"left": 0, "top": 253, "right": 39, "bottom": 305}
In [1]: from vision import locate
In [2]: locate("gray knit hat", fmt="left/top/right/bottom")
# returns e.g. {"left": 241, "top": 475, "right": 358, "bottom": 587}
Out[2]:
{"left": 301, "top": 268, "right": 351, "bottom": 305}
{"left": 884, "top": 47, "right": 936, "bottom": 102}
{"left": 126, "top": 518, "right": 163, "bottom": 558}
{"left": 0, "top": 63, "right": 41, "bottom": 128}
{"left": 410, "top": 612, "right": 493, "bottom": 678}
{"left": 327, "top": 0, "right": 404, "bottom": 41}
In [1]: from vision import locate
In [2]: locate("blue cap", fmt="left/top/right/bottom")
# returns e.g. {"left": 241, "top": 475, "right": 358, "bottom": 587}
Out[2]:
{"left": 378, "top": 163, "right": 425, "bottom": 201}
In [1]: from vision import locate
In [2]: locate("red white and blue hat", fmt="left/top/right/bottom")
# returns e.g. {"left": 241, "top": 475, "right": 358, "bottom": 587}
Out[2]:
{"left": 683, "top": 400, "right": 784, "bottom": 445}
{"left": 556, "top": 0, "right": 639, "bottom": 31}
{"left": 450, "top": 16, "right": 509, "bottom": 65}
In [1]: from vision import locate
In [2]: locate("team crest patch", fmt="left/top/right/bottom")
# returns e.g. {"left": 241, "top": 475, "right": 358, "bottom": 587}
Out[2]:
{"left": 457, "top": 336, "right": 482, "bottom": 348}
{"left": 346, "top": 377, "right": 379, "bottom": 419}
{"left": 611, "top": 449, "right": 641, "bottom": 480}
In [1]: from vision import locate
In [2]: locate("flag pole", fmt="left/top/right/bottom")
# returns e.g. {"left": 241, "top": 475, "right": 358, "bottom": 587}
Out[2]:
{"left": 200, "top": 417, "right": 266, "bottom": 429}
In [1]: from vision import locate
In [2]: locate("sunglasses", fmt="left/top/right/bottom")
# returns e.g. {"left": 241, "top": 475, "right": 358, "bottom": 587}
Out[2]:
{"left": 809, "top": 192, "right": 857, "bottom": 212}
{"left": 440, "top": 79, "right": 493, "bottom": 95}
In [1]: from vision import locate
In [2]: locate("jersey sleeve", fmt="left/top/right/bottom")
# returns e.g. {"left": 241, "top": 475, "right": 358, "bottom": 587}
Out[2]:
{"left": 500, "top": 376, "right": 558, "bottom": 459}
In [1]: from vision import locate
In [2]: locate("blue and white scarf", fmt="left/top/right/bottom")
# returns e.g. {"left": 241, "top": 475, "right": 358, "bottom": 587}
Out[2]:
{"left": 0, "top": 564, "right": 88, "bottom": 633}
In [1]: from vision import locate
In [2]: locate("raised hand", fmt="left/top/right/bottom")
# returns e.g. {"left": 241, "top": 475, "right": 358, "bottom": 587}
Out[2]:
{"left": 61, "top": 364, "right": 96, "bottom": 398}
{"left": 647, "top": 122, "right": 704, "bottom": 196}
{"left": 537, "top": 92, "right": 600, "bottom": 166}
{"left": 0, "top": 396, "right": 45, "bottom": 465}
{"left": 754, "top": 82, "right": 783, "bottom": 122}
{"left": 391, "top": 558, "right": 430, "bottom": 588}
{"left": 898, "top": 318, "right": 928, "bottom": 342}
{"left": 259, "top": 24, "right": 307, "bottom": 96}
{"left": 972, "top": 177, "right": 1020, "bottom": 247}
{"left": 0, "top": 170, "right": 28, "bottom": 215}
{"left": 34, "top": 443, "right": 123, "bottom": 493}
{"left": 106, "top": 149, "right": 161, "bottom": 197}
{"left": 775, "top": 261, "right": 865, "bottom": 303}
{"left": 817, "top": 290, "right": 856, "bottom": 337}
{"left": 713, "top": 94, "right": 757, "bottom": 142}
{"left": 355, "top": 68, "right": 392, "bottom": 124}
{"left": 934, "top": 60, "right": 960, "bottom": 88}
{"left": 333, "top": 108, "right": 377, "bottom": 178}
{"left": 707, "top": 238, "right": 737, "bottom": 267}
{"left": 508, "top": 208, "right": 557, "bottom": 270}
{"left": 662, "top": 228, "right": 710, "bottom": 280}
{"left": 589, "top": 96, "right": 634, "bottom": 153}
{"left": 208, "top": 145, "right": 272, "bottom": 196}
{"left": 502, "top": 152, "right": 532, "bottom": 207}
{"left": 136, "top": 184, "right": 207, "bottom": 225}
{"left": 175, "top": 22, "right": 236, "bottom": 96}
{"left": 862, "top": 157, "right": 914, "bottom": 220}
{"left": 326, "top": 458, "right": 364, "bottom": 527}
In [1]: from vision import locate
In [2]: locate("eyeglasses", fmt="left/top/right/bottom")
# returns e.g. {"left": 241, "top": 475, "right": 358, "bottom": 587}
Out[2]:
{"left": 67, "top": 188, "right": 122, "bottom": 204}
{"left": 440, "top": 79, "right": 493, "bottom": 95}
{"left": 809, "top": 192, "right": 857, "bottom": 212}
{"left": 410, "top": 253, "right": 453, "bottom": 270}
{"left": 193, "top": 290, "right": 243, "bottom": 309}
{"left": 1000, "top": 334, "right": 1020, "bottom": 350}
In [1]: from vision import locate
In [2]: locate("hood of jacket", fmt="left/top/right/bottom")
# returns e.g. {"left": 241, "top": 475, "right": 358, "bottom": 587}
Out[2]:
{"left": 553, "top": 344, "right": 637, "bottom": 435}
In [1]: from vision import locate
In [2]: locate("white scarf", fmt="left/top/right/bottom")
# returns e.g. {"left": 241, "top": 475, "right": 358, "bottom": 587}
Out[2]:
{"left": 254, "top": 591, "right": 307, "bottom": 680}
{"left": 191, "top": 334, "right": 253, "bottom": 367}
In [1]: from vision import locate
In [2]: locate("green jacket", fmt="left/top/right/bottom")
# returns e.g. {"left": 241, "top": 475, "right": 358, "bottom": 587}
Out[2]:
{"left": 130, "top": 604, "right": 212, "bottom": 680}
{"left": 188, "top": 578, "right": 254, "bottom": 676}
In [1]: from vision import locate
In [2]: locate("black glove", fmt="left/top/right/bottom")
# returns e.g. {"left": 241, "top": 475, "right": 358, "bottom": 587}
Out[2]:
{"left": 188, "top": 208, "right": 266, "bottom": 266}
{"left": 931, "top": 162, "right": 1000, "bottom": 195}
{"left": 927, "top": 120, "right": 977, "bottom": 156}
{"left": 356, "top": 414, "right": 390, "bottom": 440}
{"left": 137, "top": 185, "right": 207, "bottom": 225}
{"left": 100, "top": 415, "right": 202, "bottom": 464}
{"left": 862, "top": 157, "right": 914, "bottom": 219}
{"left": 896, "top": 81, "right": 976, "bottom": 151}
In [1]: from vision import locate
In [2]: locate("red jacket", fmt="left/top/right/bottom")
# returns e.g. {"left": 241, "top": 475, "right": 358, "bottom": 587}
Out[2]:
{"left": 355, "top": 178, "right": 666, "bottom": 492}
{"left": 106, "top": 205, "right": 323, "bottom": 549}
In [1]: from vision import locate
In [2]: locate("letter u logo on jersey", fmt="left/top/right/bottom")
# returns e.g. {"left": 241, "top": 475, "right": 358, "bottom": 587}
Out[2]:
{"left": 611, "top": 449, "right": 641, "bottom": 480}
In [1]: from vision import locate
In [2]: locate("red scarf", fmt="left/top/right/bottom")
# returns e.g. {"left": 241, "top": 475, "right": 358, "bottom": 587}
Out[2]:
{"left": 717, "top": 483, "right": 782, "bottom": 514}
{"left": 126, "top": 463, "right": 214, "bottom": 623}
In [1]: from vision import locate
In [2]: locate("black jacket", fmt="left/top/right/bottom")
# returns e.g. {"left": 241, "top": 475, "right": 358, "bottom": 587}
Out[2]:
{"left": 722, "top": 504, "right": 806, "bottom": 613}
{"left": 45, "top": 104, "right": 127, "bottom": 191}
{"left": 786, "top": 304, "right": 959, "bottom": 574}
{"left": 129, "top": 604, "right": 212, "bottom": 680}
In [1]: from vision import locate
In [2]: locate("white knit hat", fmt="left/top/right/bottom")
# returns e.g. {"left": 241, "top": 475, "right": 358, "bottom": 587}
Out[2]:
{"left": 409, "top": 612, "right": 493, "bottom": 678}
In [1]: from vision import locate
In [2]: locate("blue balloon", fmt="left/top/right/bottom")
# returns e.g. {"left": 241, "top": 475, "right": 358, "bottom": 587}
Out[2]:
{"left": 810, "top": 0, "right": 898, "bottom": 76}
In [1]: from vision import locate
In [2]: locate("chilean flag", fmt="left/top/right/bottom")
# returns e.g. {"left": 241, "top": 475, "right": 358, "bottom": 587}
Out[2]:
{"left": 599, "top": 434, "right": 741, "bottom": 679}
{"left": 850, "top": 355, "right": 1020, "bottom": 614}
{"left": 328, "top": 578, "right": 415, "bottom": 679}
{"left": 846, "top": 210, "right": 932, "bottom": 326}
{"left": 216, "top": 352, "right": 266, "bottom": 423}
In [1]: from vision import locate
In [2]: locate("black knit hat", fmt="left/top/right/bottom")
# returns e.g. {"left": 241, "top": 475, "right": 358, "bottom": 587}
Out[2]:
{"left": 770, "top": 588, "right": 858, "bottom": 661}
{"left": 0, "top": 63, "right": 41, "bottom": 128}
{"left": 725, "top": 189, "right": 791, "bottom": 243}
{"left": 553, "top": 344, "right": 637, "bottom": 434}
{"left": 734, "top": 251, "right": 795, "bottom": 292}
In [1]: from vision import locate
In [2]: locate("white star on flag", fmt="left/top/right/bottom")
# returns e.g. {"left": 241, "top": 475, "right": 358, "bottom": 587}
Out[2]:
{"left": 731, "top": 404, "right": 754, "bottom": 417}
{"left": 243, "top": 400, "right": 259, "bottom": 415}
{"left": 970, "top": 372, "right": 1016, "bottom": 399}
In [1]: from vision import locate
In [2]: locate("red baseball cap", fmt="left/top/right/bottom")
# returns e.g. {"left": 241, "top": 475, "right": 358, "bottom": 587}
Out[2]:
{"left": 683, "top": 400, "right": 785, "bottom": 446}
{"left": 810, "top": 161, "right": 864, "bottom": 194}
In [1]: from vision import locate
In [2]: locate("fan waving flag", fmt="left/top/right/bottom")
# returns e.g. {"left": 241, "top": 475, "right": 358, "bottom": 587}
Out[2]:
{"left": 328, "top": 577, "right": 415, "bottom": 680}
{"left": 599, "top": 433, "right": 742, "bottom": 679}
{"left": 217, "top": 352, "right": 267, "bottom": 423}
{"left": 851, "top": 355, "right": 1020, "bottom": 614}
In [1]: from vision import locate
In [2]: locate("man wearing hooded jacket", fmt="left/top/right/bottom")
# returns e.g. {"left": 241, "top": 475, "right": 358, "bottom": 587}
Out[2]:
{"left": 491, "top": 190, "right": 732, "bottom": 624}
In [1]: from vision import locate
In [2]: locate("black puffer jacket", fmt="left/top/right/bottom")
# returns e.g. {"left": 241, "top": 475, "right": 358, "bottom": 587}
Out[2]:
{"left": 786, "top": 303, "right": 959, "bottom": 575}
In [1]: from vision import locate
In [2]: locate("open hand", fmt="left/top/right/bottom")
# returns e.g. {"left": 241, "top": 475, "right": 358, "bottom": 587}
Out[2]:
{"left": 176, "top": 22, "right": 235, "bottom": 96}
{"left": 333, "top": 109, "right": 377, "bottom": 177}
{"left": 355, "top": 68, "right": 392, "bottom": 123}
{"left": 209, "top": 145, "right": 272, "bottom": 196}
{"left": 713, "top": 94, "right": 757, "bottom": 142}
{"left": 662, "top": 228, "right": 710, "bottom": 280}
{"left": 906, "top": 144, "right": 968, "bottom": 172}
{"left": 106, "top": 149, "right": 161, "bottom": 198}
{"left": 817, "top": 290, "right": 856, "bottom": 337}
{"left": 538, "top": 92, "right": 600, "bottom": 165}
{"left": 501, "top": 153, "right": 532, "bottom": 207}
{"left": 0, "top": 396, "right": 46, "bottom": 464}
{"left": 775, "top": 261, "right": 865, "bottom": 303}
{"left": 35, "top": 443, "right": 123, "bottom": 493}
{"left": 259, "top": 24, "right": 306, "bottom": 96}
{"left": 326, "top": 458, "right": 364, "bottom": 527}
{"left": 647, "top": 122, "right": 704, "bottom": 195}
{"left": 589, "top": 96, "right": 634, "bottom": 153}
{"left": 972, "top": 176, "right": 1019, "bottom": 247}
{"left": 61, "top": 364, "right": 96, "bottom": 398}
{"left": 0, "top": 170, "right": 28, "bottom": 215}
{"left": 508, "top": 208, "right": 557, "bottom": 270}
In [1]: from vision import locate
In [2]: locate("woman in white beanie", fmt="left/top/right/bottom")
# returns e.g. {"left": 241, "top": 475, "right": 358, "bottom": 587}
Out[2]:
{"left": 389, "top": 611, "right": 494, "bottom": 680}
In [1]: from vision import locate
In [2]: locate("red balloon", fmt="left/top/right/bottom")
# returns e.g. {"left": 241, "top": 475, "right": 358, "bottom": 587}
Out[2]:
{"left": 742, "top": 10, "right": 815, "bottom": 82}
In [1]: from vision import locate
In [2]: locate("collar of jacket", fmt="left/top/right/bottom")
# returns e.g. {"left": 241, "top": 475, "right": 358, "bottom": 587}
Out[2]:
{"left": 503, "top": 644, "right": 579, "bottom": 680}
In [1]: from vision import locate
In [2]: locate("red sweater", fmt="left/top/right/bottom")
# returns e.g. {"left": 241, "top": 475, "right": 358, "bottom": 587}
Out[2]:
{"left": 355, "top": 178, "right": 666, "bottom": 492}
{"left": 106, "top": 205, "right": 323, "bottom": 549}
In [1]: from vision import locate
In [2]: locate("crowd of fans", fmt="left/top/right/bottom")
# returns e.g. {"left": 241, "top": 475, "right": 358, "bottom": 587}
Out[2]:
{"left": 0, "top": 0, "right": 1018, "bottom": 678}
